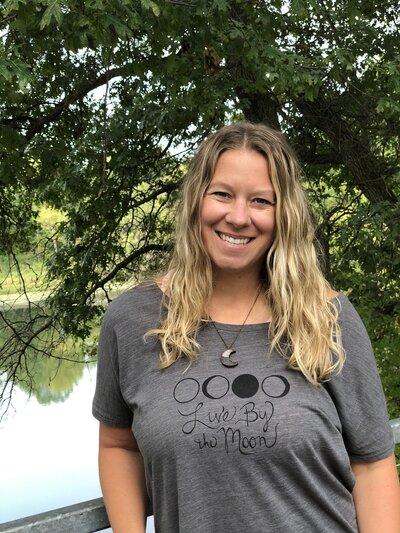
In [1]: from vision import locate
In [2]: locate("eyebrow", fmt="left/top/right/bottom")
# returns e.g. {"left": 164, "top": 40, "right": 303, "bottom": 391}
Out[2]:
{"left": 208, "top": 180, "right": 276, "bottom": 198}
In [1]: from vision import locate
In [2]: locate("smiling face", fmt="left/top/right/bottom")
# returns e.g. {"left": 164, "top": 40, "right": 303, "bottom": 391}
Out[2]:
{"left": 200, "top": 149, "right": 276, "bottom": 281}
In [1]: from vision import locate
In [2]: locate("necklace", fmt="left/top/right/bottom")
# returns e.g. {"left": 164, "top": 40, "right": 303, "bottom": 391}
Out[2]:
{"left": 209, "top": 285, "right": 262, "bottom": 368}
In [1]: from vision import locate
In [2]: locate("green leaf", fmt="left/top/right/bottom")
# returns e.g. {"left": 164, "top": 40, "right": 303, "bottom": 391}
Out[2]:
{"left": 39, "top": 0, "right": 63, "bottom": 29}
{"left": 213, "top": 0, "right": 228, "bottom": 10}
{"left": 140, "top": 0, "right": 160, "bottom": 16}
{"left": 107, "top": 15, "right": 132, "bottom": 39}
{"left": 9, "top": 59, "right": 34, "bottom": 91}
{"left": 3, "top": 0, "right": 25, "bottom": 16}
{"left": 0, "top": 62, "right": 13, "bottom": 82}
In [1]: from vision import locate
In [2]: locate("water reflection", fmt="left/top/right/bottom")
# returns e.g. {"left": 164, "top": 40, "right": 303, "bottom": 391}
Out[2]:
{"left": 0, "top": 305, "right": 98, "bottom": 409}
{"left": 0, "top": 307, "right": 155, "bottom": 532}
{"left": 0, "top": 365, "right": 102, "bottom": 523}
{"left": 19, "top": 354, "right": 90, "bottom": 405}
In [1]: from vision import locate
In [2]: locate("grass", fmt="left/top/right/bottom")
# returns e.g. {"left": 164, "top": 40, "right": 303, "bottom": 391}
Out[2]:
{"left": 0, "top": 206, "right": 64, "bottom": 296}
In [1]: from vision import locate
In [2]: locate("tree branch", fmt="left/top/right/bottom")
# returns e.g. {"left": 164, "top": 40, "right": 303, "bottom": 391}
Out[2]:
{"left": 0, "top": 66, "right": 128, "bottom": 139}
{"left": 83, "top": 243, "right": 170, "bottom": 303}
{"left": 295, "top": 96, "right": 397, "bottom": 205}
{"left": 25, "top": 66, "right": 128, "bottom": 141}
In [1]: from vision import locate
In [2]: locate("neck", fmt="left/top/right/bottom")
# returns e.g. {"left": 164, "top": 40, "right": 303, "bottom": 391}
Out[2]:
{"left": 207, "top": 275, "right": 269, "bottom": 325}
{"left": 211, "top": 272, "right": 262, "bottom": 298}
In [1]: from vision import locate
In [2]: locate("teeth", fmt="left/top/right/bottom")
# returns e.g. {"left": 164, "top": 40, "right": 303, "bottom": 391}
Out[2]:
{"left": 218, "top": 233, "right": 251, "bottom": 245}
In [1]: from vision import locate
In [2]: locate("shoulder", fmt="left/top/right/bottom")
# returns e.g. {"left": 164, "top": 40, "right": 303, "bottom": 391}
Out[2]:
{"left": 102, "top": 282, "right": 163, "bottom": 331}
{"left": 329, "top": 290, "right": 361, "bottom": 319}
{"left": 328, "top": 289, "right": 361, "bottom": 321}
{"left": 327, "top": 288, "right": 339, "bottom": 300}
{"left": 330, "top": 292, "right": 373, "bottom": 354}
{"left": 327, "top": 289, "right": 361, "bottom": 327}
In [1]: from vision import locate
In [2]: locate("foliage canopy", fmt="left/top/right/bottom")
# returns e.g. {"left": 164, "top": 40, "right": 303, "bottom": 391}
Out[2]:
{"left": 0, "top": 0, "right": 399, "bottom": 420}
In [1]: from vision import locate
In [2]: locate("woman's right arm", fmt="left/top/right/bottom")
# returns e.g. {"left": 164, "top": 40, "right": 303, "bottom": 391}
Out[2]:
{"left": 99, "top": 422, "right": 147, "bottom": 533}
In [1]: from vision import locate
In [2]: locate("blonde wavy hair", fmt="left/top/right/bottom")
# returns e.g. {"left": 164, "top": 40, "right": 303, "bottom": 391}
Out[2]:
{"left": 147, "top": 122, "right": 345, "bottom": 384}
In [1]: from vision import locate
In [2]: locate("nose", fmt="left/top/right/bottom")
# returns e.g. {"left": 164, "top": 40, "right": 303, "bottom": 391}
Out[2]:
{"left": 225, "top": 199, "right": 251, "bottom": 228}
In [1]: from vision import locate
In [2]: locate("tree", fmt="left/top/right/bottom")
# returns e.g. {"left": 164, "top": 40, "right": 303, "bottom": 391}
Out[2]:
{"left": 0, "top": 0, "right": 399, "bottom": 420}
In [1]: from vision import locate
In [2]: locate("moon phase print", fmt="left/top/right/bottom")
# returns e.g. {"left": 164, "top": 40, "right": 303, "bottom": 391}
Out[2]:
{"left": 173, "top": 373, "right": 290, "bottom": 454}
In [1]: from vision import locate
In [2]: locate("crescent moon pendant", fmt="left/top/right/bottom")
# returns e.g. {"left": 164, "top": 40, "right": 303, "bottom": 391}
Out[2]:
{"left": 220, "top": 349, "right": 238, "bottom": 368}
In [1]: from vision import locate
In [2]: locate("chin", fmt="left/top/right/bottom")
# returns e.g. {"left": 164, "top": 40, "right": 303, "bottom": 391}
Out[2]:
{"left": 212, "top": 262, "right": 260, "bottom": 277}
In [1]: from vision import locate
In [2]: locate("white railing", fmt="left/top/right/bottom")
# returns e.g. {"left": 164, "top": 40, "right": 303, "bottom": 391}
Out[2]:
{"left": 0, "top": 497, "right": 109, "bottom": 533}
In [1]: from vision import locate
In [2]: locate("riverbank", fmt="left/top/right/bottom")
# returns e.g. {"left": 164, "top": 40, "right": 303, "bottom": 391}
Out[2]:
{"left": 0, "top": 284, "right": 132, "bottom": 311}
{"left": 0, "top": 291, "right": 50, "bottom": 310}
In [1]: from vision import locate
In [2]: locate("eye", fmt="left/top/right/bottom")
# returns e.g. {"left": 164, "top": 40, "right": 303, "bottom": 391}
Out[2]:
{"left": 211, "top": 191, "right": 231, "bottom": 199}
{"left": 253, "top": 197, "right": 274, "bottom": 206}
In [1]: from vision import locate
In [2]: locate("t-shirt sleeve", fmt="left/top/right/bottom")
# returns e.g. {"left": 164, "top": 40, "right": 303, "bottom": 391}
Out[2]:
{"left": 92, "top": 302, "right": 133, "bottom": 428}
{"left": 325, "top": 295, "right": 394, "bottom": 462}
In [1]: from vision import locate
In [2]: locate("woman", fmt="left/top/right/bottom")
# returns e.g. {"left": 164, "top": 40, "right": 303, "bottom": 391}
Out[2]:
{"left": 93, "top": 122, "right": 400, "bottom": 532}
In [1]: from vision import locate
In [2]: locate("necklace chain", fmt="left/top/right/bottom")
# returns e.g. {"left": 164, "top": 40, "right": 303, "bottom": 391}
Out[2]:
{"left": 209, "top": 285, "right": 262, "bottom": 356}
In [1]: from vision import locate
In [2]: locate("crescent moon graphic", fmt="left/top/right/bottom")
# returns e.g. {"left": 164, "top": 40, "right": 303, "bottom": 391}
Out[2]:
{"left": 202, "top": 375, "right": 230, "bottom": 399}
{"left": 220, "top": 349, "right": 238, "bottom": 368}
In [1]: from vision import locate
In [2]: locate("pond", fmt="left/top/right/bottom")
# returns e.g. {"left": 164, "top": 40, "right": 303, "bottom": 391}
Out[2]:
{"left": 0, "top": 362, "right": 155, "bottom": 532}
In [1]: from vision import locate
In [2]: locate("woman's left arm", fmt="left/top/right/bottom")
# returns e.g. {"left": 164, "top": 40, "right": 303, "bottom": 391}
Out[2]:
{"left": 352, "top": 453, "right": 400, "bottom": 532}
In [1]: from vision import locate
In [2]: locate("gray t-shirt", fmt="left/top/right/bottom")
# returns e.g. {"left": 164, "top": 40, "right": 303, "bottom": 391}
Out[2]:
{"left": 92, "top": 283, "right": 394, "bottom": 533}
